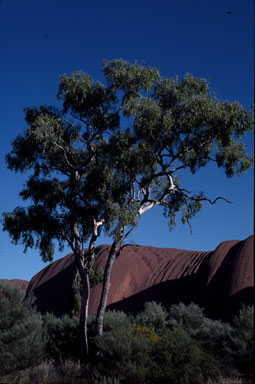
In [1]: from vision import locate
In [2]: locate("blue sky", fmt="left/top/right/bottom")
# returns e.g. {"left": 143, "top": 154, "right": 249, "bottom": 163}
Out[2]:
{"left": 0, "top": 0, "right": 254, "bottom": 281}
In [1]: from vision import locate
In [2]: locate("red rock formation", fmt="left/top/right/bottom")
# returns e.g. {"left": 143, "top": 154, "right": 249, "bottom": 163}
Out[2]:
{"left": 26, "top": 235, "right": 254, "bottom": 320}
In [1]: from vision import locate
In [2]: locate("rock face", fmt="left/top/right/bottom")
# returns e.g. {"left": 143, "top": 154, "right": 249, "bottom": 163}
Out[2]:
{"left": 26, "top": 235, "right": 254, "bottom": 321}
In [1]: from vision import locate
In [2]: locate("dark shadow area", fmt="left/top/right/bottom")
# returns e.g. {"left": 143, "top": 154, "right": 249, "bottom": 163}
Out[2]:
{"left": 106, "top": 273, "right": 205, "bottom": 315}
{"left": 216, "top": 286, "right": 254, "bottom": 322}
{"left": 201, "top": 240, "right": 250, "bottom": 319}
{"left": 26, "top": 262, "right": 76, "bottom": 316}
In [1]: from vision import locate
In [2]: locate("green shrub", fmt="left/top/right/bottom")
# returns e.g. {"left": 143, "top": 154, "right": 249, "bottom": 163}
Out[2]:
{"left": 88, "top": 310, "right": 130, "bottom": 337}
{"left": 153, "top": 327, "right": 219, "bottom": 384}
{"left": 135, "top": 301, "right": 168, "bottom": 333}
{"left": 0, "top": 281, "right": 44, "bottom": 375}
{"left": 43, "top": 312, "right": 80, "bottom": 362}
{"left": 93, "top": 321, "right": 218, "bottom": 384}
{"left": 94, "top": 323, "right": 156, "bottom": 384}
{"left": 167, "top": 302, "right": 254, "bottom": 375}
{"left": 168, "top": 302, "right": 206, "bottom": 337}
{"left": 227, "top": 305, "right": 254, "bottom": 375}
{"left": 197, "top": 317, "right": 233, "bottom": 370}
{"left": 167, "top": 302, "right": 236, "bottom": 373}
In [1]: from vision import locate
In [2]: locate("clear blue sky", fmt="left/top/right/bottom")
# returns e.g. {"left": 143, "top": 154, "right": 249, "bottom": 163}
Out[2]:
{"left": 0, "top": 0, "right": 254, "bottom": 281}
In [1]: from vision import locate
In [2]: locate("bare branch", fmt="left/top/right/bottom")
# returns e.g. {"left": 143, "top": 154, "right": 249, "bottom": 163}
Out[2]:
{"left": 181, "top": 192, "right": 233, "bottom": 205}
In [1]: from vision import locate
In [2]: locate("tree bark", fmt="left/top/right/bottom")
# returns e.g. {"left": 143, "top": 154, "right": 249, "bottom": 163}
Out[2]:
{"left": 96, "top": 239, "right": 121, "bottom": 336}
{"left": 79, "top": 267, "right": 90, "bottom": 360}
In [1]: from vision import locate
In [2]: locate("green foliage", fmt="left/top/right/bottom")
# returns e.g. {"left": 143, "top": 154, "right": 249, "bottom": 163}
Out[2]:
{"left": 0, "top": 281, "right": 44, "bottom": 375}
{"left": 153, "top": 327, "right": 219, "bottom": 384}
{"left": 227, "top": 305, "right": 254, "bottom": 375}
{"left": 89, "top": 266, "right": 104, "bottom": 287}
{"left": 43, "top": 313, "right": 80, "bottom": 362}
{"left": 88, "top": 310, "right": 130, "bottom": 335}
{"left": 93, "top": 321, "right": 218, "bottom": 384}
{"left": 168, "top": 302, "right": 206, "bottom": 337}
{"left": 91, "top": 303, "right": 252, "bottom": 380}
{"left": 197, "top": 317, "right": 233, "bottom": 365}
{"left": 69, "top": 267, "right": 104, "bottom": 317}
{"left": 69, "top": 269, "right": 82, "bottom": 317}
{"left": 167, "top": 302, "right": 254, "bottom": 375}
{"left": 134, "top": 301, "right": 168, "bottom": 333}
{"left": 93, "top": 322, "right": 157, "bottom": 384}
{"left": 167, "top": 303, "right": 234, "bottom": 370}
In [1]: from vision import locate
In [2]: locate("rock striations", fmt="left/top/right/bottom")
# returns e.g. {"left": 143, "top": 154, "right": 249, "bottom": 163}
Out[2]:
{"left": 26, "top": 235, "right": 254, "bottom": 321}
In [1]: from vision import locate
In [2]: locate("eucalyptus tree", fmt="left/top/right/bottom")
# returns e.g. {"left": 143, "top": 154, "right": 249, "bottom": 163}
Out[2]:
{"left": 93, "top": 60, "right": 253, "bottom": 336}
{"left": 1, "top": 60, "right": 160, "bottom": 358}
{"left": 2, "top": 59, "right": 253, "bottom": 352}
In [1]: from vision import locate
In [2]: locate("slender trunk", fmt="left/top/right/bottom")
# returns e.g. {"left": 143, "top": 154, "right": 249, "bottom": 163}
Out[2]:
{"left": 96, "top": 239, "right": 121, "bottom": 336}
{"left": 74, "top": 249, "right": 90, "bottom": 362}
{"left": 79, "top": 267, "right": 90, "bottom": 361}
{"left": 70, "top": 172, "right": 93, "bottom": 361}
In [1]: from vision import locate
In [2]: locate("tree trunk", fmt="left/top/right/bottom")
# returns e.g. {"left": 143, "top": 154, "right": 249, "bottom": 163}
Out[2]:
{"left": 74, "top": 246, "right": 91, "bottom": 363}
{"left": 96, "top": 239, "right": 121, "bottom": 336}
{"left": 79, "top": 267, "right": 90, "bottom": 361}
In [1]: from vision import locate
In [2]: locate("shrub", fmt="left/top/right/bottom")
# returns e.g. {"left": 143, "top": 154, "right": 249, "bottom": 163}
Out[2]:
{"left": 167, "top": 302, "right": 236, "bottom": 372}
{"left": 196, "top": 317, "right": 233, "bottom": 371}
{"left": 0, "top": 281, "right": 44, "bottom": 375}
{"left": 135, "top": 301, "right": 168, "bottom": 333}
{"left": 130, "top": 323, "right": 160, "bottom": 343}
{"left": 43, "top": 312, "right": 80, "bottom": 362}
{"left": 88, "top": 310, "right": 130, "bottom": 337}
{"left": 153, "top": 327, "right": 219, "bottom": 384}
{"left": 227, "top": 305, "right": 254, "bottom": 375}
{"left": 94, "top": 322, "right": 156, "bottom": 384}
{"left": 167, "top": 302, "right": 254, "bottom": 376}
{"left": 168, "top": 302, "right": 206, "bottom": 337}
{"left": 93, "top": 321, "right": 218, "bottom": 384}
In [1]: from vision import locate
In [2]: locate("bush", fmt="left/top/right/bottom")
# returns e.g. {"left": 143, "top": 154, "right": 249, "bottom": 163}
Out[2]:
{"left": 135, "top": 301, "right": 168, "bottom": 333}
{"left": 196, "top": 317, "right": 233, "bottom": 371}
{"left": 167, "top": 302, "right": 254, "bottom": 375}
{"left": 153, "top": 327, "right": 219, "bottom": 384}
{"left": 88, "top": 310, "right": 130, "bottom": 338}
{"left": 0, "top": 281, "right": 44, "bottom": 375}
{"left": 227, "top": 305, "right": 254, "bottom": 375}
{"left": 168, "top": 302, "right": 206, "bottom": 337}
{"left": 94, "top": 322, "right": 158, "bottom": 384}
{"left": 167, "top": 302, "right": 236, "bottom": 373}
{"left": 43, "top": 312, "right": 80, "bottom": 362}
{"left": 93, "top": 320, "right": 219, "bottom": 384}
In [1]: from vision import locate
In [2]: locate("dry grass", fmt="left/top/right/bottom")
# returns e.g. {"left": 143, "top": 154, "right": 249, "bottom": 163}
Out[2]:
{"left": 0, "top": 360, "right": 91, "bottom": 384}
{"left": 208, "top": 376, "right": 253, "bottom": 384}
{"left": 1, "top": 364, "right": 253, "bottom": 384}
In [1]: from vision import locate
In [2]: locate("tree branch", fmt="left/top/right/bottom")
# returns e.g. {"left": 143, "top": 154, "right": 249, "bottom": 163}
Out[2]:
{"left": 51, "top": 140, "right": 76, "bottom": 169}
{"left": 181, "top": 192, "right": 233, "bottom": 205}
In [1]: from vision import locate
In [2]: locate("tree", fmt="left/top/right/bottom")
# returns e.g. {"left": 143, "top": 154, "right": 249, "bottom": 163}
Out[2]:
{"left": 2, "top": 59, "right": 253, "bottom": 354}
{"left": 1, "top": 60, "right": 160, "bottom": 359}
